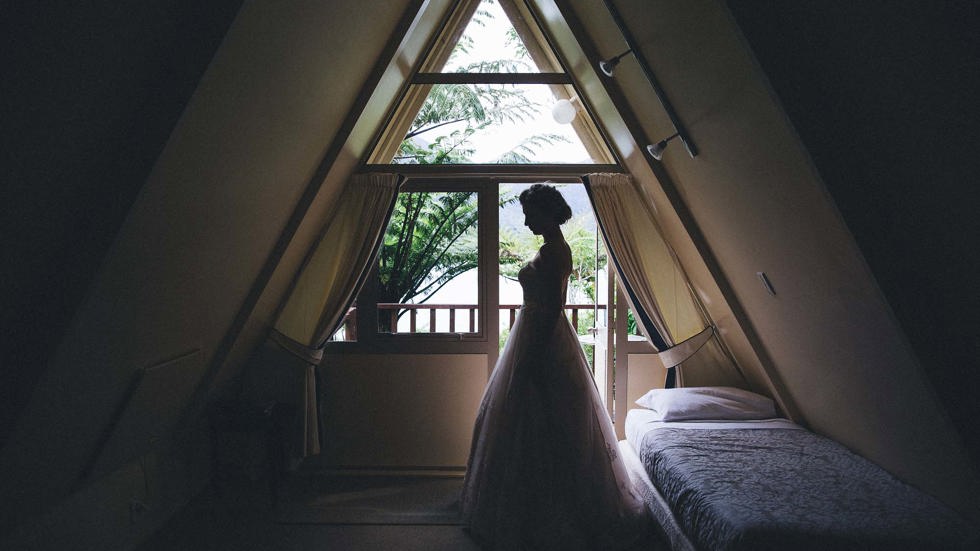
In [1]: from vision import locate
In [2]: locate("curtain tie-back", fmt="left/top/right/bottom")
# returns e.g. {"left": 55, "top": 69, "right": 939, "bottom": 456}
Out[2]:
{"left": 656, "top": 325, "right": 714, "bottom": 369}
{"left": 270, "top": 328, "right": 324, "bottom": 365}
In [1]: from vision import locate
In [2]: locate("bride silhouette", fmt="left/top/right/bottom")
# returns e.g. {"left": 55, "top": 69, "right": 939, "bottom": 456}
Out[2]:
{"left": 461, "top": 184, "right": 647, "bottom": 550}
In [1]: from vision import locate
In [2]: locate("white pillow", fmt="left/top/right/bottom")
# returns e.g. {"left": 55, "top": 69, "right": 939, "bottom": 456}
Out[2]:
{"left": 634, "top": 386, "right": 776, "bottom": 421}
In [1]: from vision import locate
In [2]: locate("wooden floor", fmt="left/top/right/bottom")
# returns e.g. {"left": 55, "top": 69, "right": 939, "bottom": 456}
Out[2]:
{"left": 137, "top": 477, "right": 481, "bottom": 551}
{"left": 138, "top": 474, "right": 665, "bottom": 551}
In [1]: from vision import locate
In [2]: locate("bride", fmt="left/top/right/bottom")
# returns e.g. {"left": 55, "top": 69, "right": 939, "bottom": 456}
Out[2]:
{"left": 461, "top": 184, "right": 647, "bottom": 550}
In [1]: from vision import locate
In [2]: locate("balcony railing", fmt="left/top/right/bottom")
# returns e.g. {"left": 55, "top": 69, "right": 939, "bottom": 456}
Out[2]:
{"left": 338, "top": 303, "right": 606, "bottom": 339}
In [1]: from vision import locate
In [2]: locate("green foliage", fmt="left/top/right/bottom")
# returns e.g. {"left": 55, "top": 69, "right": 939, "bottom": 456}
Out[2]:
{"left": 392, "top": 4, "right": 564, "bottom": 164}
{"left": 505, "top": 26, "right": 529, "bottom": 60}
{"left": 378, "top": 192, "right": 480, "bottom": 326}
{"left": 627, "top": 308, "right": 639, "bottom": 336}
{"left": 498, "top": 326, "right": 510, "bottom": 351}
{"left": 377, "top": 188, "right": 523, "bottom": 332}
{"left": 498, "top": 228, "right": 542, "bottom": 282}
{"left": 394, "top": 81, "right": 556, "bottom": 165}
{"left": 397, "top": 127, "right": 478, "bottom": 165}
{"left": 563, "top": 217, "right": 606, "bottom": 306}
{"left": 494, "top": 133, "right": 570, "bottom": 164}
{"left": 499, "top": 209, "right": 607, "bottom": 318}
{"left": 575, "top": 310, "right": 597, "bottom": 336}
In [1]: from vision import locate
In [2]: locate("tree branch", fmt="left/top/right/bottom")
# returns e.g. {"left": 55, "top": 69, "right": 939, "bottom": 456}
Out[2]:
{"left": 405, "top": 118, "right": 469, "bottom": 140}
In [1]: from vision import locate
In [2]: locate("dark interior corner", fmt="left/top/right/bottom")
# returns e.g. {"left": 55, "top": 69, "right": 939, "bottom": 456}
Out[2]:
{"left": 0, "top": 0, "right": 245, "bottom": 445}
{"left": 726, "top": 1, "right": 980, "bottom": 463}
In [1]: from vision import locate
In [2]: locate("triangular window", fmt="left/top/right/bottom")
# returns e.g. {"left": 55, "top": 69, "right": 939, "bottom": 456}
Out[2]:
{"left": 366, "top": 0, "right": 615, "bottom": 165}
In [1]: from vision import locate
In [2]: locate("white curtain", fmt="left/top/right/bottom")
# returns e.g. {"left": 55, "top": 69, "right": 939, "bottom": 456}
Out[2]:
{"left": 584, "top": 173, "right": 742, "bottom": 387}
{"left": 246, "top": 173, "right": 400, "bottom": 467}
{"left": 275, "top": 173, "right": 401, "bottom": 345}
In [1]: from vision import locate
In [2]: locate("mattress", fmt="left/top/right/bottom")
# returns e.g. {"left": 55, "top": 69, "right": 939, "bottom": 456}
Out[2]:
{"left": 624, "top": 409, "right": 978, "bottom": 551}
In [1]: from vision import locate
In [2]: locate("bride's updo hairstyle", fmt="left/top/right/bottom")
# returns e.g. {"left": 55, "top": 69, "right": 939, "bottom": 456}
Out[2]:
{"left": 519, "top": 183, "right": 573, "bottom": 225}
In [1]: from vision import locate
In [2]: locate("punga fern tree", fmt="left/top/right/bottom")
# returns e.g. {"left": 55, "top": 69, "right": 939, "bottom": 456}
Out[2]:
{"left": 377, "top": 3, "right": 574, "bottom": 329}
{"left": 392, "top": 6, "right": 568, "bottom": 164}
{"left": 377, "top": 192, "right": 479, "bottom": 330}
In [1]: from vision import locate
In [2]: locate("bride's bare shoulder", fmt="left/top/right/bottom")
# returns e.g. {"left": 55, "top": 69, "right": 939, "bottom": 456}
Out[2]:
{"left": 538, "top": 240, "right": 563, "bottom": 255}
{"left": 538, "top": 241, "right": 572, "bottom": 268}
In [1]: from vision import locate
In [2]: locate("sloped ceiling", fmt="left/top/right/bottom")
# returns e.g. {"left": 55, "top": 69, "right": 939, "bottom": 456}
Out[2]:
{"left": 554, "top": 0, "right": 979, "bottom": 519}
{"left": 1, "top": 0, "right": 245, "bottom": 446}
{"left": 726, "top": 0, "right": 980, "bottom": 463}
{"left": 0, "top": 0, "right": 418, "bottom": 530}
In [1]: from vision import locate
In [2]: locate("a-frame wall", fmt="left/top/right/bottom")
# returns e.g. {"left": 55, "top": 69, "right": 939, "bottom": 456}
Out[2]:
{"left": 3, "top": 2, "right": 978, "bottom": 549}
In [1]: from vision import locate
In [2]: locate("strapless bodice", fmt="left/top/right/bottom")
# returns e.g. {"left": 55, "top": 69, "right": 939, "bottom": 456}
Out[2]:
{"left": 517, "top": 254, "right": 568, "bottom": 311}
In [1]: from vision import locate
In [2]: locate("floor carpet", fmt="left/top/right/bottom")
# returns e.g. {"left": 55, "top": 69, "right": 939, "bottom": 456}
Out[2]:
{"left": 276, "top": 475, "right": 463, "bottom": 525}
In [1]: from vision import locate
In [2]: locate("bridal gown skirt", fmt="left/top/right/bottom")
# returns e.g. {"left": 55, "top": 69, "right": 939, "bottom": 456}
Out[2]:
{"left": 461, "top": 307, "right": 647, "bottom": 550}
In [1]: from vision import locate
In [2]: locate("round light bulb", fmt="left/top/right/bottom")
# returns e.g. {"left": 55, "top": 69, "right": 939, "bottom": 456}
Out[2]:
{"left": 551, "top": 99, "right": 577, "bottom": 124}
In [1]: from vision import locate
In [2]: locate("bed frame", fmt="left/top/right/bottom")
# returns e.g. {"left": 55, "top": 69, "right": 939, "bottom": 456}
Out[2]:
{"left": 620, "top": 429, "right": 979, "bottom": 551}
{"left": 619, "top": 440, "right": 695, "bottom": 551}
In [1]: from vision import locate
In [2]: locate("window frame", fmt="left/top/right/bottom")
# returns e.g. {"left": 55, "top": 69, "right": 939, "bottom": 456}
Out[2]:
{"left": 327, "top": 177, "right": 497, "bottom": 355}
{"left": 326, "top": 174, "right": 597, "bottom": 357}
{"left": 363, "top": 0, "right": 620, "bottom": 168}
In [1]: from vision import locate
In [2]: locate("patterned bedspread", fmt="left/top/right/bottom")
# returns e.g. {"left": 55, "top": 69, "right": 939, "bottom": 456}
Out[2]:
{"left": 638, "top": 428, "right": 977, "bottom": 551}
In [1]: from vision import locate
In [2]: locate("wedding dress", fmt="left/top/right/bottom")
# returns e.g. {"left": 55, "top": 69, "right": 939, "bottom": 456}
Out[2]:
{"left": 461, "top": 240, "right": 647, "bottom": 550}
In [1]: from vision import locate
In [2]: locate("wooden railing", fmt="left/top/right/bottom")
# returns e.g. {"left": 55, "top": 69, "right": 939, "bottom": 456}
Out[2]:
{"left": 339, "top": 304, "right": 606, "bottom": 338}
{"left": 497, "top": 304, "right": 605, "bottom": 333}
{"left": 379, "top": 303, "right": 477, "bottom": 334}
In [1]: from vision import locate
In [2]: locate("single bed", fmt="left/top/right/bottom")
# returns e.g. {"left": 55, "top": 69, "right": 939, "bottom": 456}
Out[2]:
{"left": 621, "top": 387, "right": 978, "bottom": 551}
